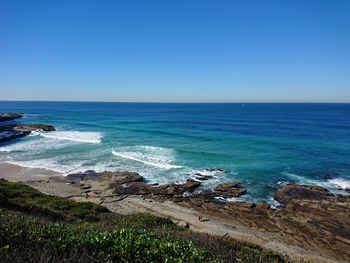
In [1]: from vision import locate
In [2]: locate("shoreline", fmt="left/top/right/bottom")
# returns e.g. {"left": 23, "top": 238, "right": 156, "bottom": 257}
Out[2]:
{"left": 1, "top": 161, "right": 347, "bottom": 263}
{"left": 0, "top": 162, "right": 60, "bottom": 182}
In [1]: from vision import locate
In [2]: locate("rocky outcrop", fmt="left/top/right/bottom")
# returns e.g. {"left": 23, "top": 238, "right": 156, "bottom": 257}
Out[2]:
{"left": 184, "top": 182, "right": 247, "bottom": 202}
{"left": 0, "top": 130, "right": 31, "bottom": 143}
{"left": 66, "top": 171, "right": 202, "bottom": 202}
{"left": 0, "top": 115, "right": 55, "bottom": 143}
{"left": 112, "top": 178, "right": 201, "bottom": 200}
{"left": 274, "top": 184, "right": 332, "bottom": 206}
{"left": 66, "top": 170, "right": 247, "bottom": 204}
{"left": 149, "top": 179, "right": 201, "bottom": 196}
{"left": 214, "top": 182, "right": 247, "bottom": 197}
{"left": 13, "top": 124, "right": 55, "bottom": 132}
{"left": 67, "top": 170, "right": 143, "bottom": 186}
{"left": 0, "top": 113, "right": 23, "bottom": 122}
{"left": 194, "top": 168, "right": 224, "bottom": 181}
{"left": 181, "top": 183, "right": 350, "bottom": 261}
{"left": 61, "top": 171, "right": 350, "bottom": 261}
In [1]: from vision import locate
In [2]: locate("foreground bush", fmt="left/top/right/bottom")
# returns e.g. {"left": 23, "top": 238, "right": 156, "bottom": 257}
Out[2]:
{"left": 0, "top": 214, "right": 214, "bottom": 263}
{"left": 0, "top": 179, "right": 110, "bottom": 222}
{"left": 0, "top": 179, "right": 297, "bottom": 263}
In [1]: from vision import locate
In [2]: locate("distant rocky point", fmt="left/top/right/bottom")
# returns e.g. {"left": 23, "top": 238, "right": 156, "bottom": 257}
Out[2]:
{"left": 0, "top": 112, "right": 55, "bottom": 143}
{"left": 65, "top": 170, "right": 247, "bottom": 203}
{"left": 0, "top": 112, "right": 23, "bottom": 122}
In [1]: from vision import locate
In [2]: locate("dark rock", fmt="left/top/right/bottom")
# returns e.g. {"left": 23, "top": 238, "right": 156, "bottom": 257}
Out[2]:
{"left": 274, "top": 184, "right": 332, "bottom": 206}
{"left": 67, "top": 170, "right": 144, "bottom": 186}
{"left": 109, "top": 172, "right": 144, "bottom": 185}
{"left": 205, "top": 168, "right": 225, "bottom": 172}
{"left": 0, "top": 113, "right": 23, "bottom": 122}
{"left": 150, "top": 179, "right": 201, "bottom": 196}
{"left": 214, "top": 182, "right": 247, "bottom": 197}
{"left": 67, "top": 171, "right": 104, "bottom": 183}
{"left": 0, "top": 121, "right": 55, "bottom": 143}
{"left": 195, "top": 175, "right": 214, "bottom": 181}
{"left": 181, "top": 179, "right": 202, "bottom": 192}
{"left": 111, "top": 178, "right": 201, "bottom": 199}
{"left": 215, "top": 182, "right": 240, "bottom": 190}
{"left": 0, "top": 130, "right": 30, "bottom": 143}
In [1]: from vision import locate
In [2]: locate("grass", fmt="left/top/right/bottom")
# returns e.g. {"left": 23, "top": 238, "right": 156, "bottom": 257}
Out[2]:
{"left": 0, "top": 179, "right": 301, "bottom": 263}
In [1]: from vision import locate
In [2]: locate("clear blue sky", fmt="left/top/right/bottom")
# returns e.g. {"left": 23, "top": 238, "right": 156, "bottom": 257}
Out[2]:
{"left": 0, "top": 0, "right": 349, "bottom": 102}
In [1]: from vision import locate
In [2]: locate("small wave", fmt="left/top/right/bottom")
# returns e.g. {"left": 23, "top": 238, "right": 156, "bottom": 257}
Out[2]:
{"left": 35, "top": 131, "right": 103, "bottom": 144}
{"left": 282, "top": 171, "right": 350, "bottom": 195}
{"left": 282, "top": 172, "right": 320, "bottom": 185}
{"left": 192, "top": 168, "right": 225, "bottom": 178}
{"left": 112, "top": 145, "right": 183, "bottom": 170}
{"left": 327, "top": 178, "right": 350, "bottom": 190}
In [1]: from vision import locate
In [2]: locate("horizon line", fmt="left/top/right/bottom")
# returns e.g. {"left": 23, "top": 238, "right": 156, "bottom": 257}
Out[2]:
{"left": 0, "top": 99, "right": 350, "bottom": 104}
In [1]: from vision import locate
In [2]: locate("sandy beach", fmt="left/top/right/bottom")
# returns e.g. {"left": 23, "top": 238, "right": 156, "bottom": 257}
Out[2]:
{"left": 0, "top": 162, "right": 59, "bottom": 182}
{"left": 1, "top": 161, "right": 346, "bottom": 263}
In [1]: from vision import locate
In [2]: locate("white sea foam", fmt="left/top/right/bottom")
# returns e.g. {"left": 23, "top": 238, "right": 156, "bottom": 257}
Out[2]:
{"left": 192, "top": 168, "right": 225, "bottom": 178}
{"left": 112, "top": 145, "right": 183, "bottom": 170}
{"left": 327, "top": 178, "right": 350, "bottom": 190}
{"left": 282, "top": 172, "right": 320, "bottom": 185}
{"left": 282, "top": 171, "right": 350, "bottom": 195}
{"left": 0, "top": 137, "right": 76, "bottom": 153}
{"left": 34, "top": 131, "right": 103, "bottom": 144}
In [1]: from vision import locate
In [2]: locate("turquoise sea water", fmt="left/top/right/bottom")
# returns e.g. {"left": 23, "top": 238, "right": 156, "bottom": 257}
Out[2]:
{"left": 1, "top": 102, "right": 350, "bottom": 203}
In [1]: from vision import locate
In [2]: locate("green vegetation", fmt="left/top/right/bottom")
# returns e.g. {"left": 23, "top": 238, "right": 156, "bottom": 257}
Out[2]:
{"left": 0, "top": 179, "right": 297, "bottom": 262}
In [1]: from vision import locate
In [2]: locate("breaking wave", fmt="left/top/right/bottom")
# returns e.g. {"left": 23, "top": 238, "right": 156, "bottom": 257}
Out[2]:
{"left": 327, "top": 178, "right": 350, "bottom": 190}
{"left": 112, "top": 145, "right": 183, "bottom": 170}
{"left": 33, "top": 131, "right": 103, "bottom": 144}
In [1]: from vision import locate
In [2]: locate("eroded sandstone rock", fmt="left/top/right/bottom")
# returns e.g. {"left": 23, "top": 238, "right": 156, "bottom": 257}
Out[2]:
{"left": 274, "top": 184, "right": 332, "bottom": 206}
{"left": 214, "top": 182, "right": 247, "bottom": 197}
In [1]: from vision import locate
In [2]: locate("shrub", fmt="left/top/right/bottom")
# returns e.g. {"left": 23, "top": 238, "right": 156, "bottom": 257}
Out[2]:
{"left": 0, "top": 214, "right": 216, "bottom": 263}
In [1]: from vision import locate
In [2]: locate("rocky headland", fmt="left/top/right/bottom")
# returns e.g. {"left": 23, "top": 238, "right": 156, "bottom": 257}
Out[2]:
{"left": 0, "top": 112, "right": 55, "bottom": 143}
{"left": 21, "top": 169, "right": 350, "bottom": 263}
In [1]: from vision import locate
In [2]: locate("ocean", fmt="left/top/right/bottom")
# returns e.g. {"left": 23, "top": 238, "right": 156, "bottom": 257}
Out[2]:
{"left": 1, "top": 101, "right": 350, "bottom": 203}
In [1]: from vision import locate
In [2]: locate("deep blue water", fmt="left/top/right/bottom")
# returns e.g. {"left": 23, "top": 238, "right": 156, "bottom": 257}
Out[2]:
{"left": 1, "top": 101, "right": 350, "bottom": 203}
